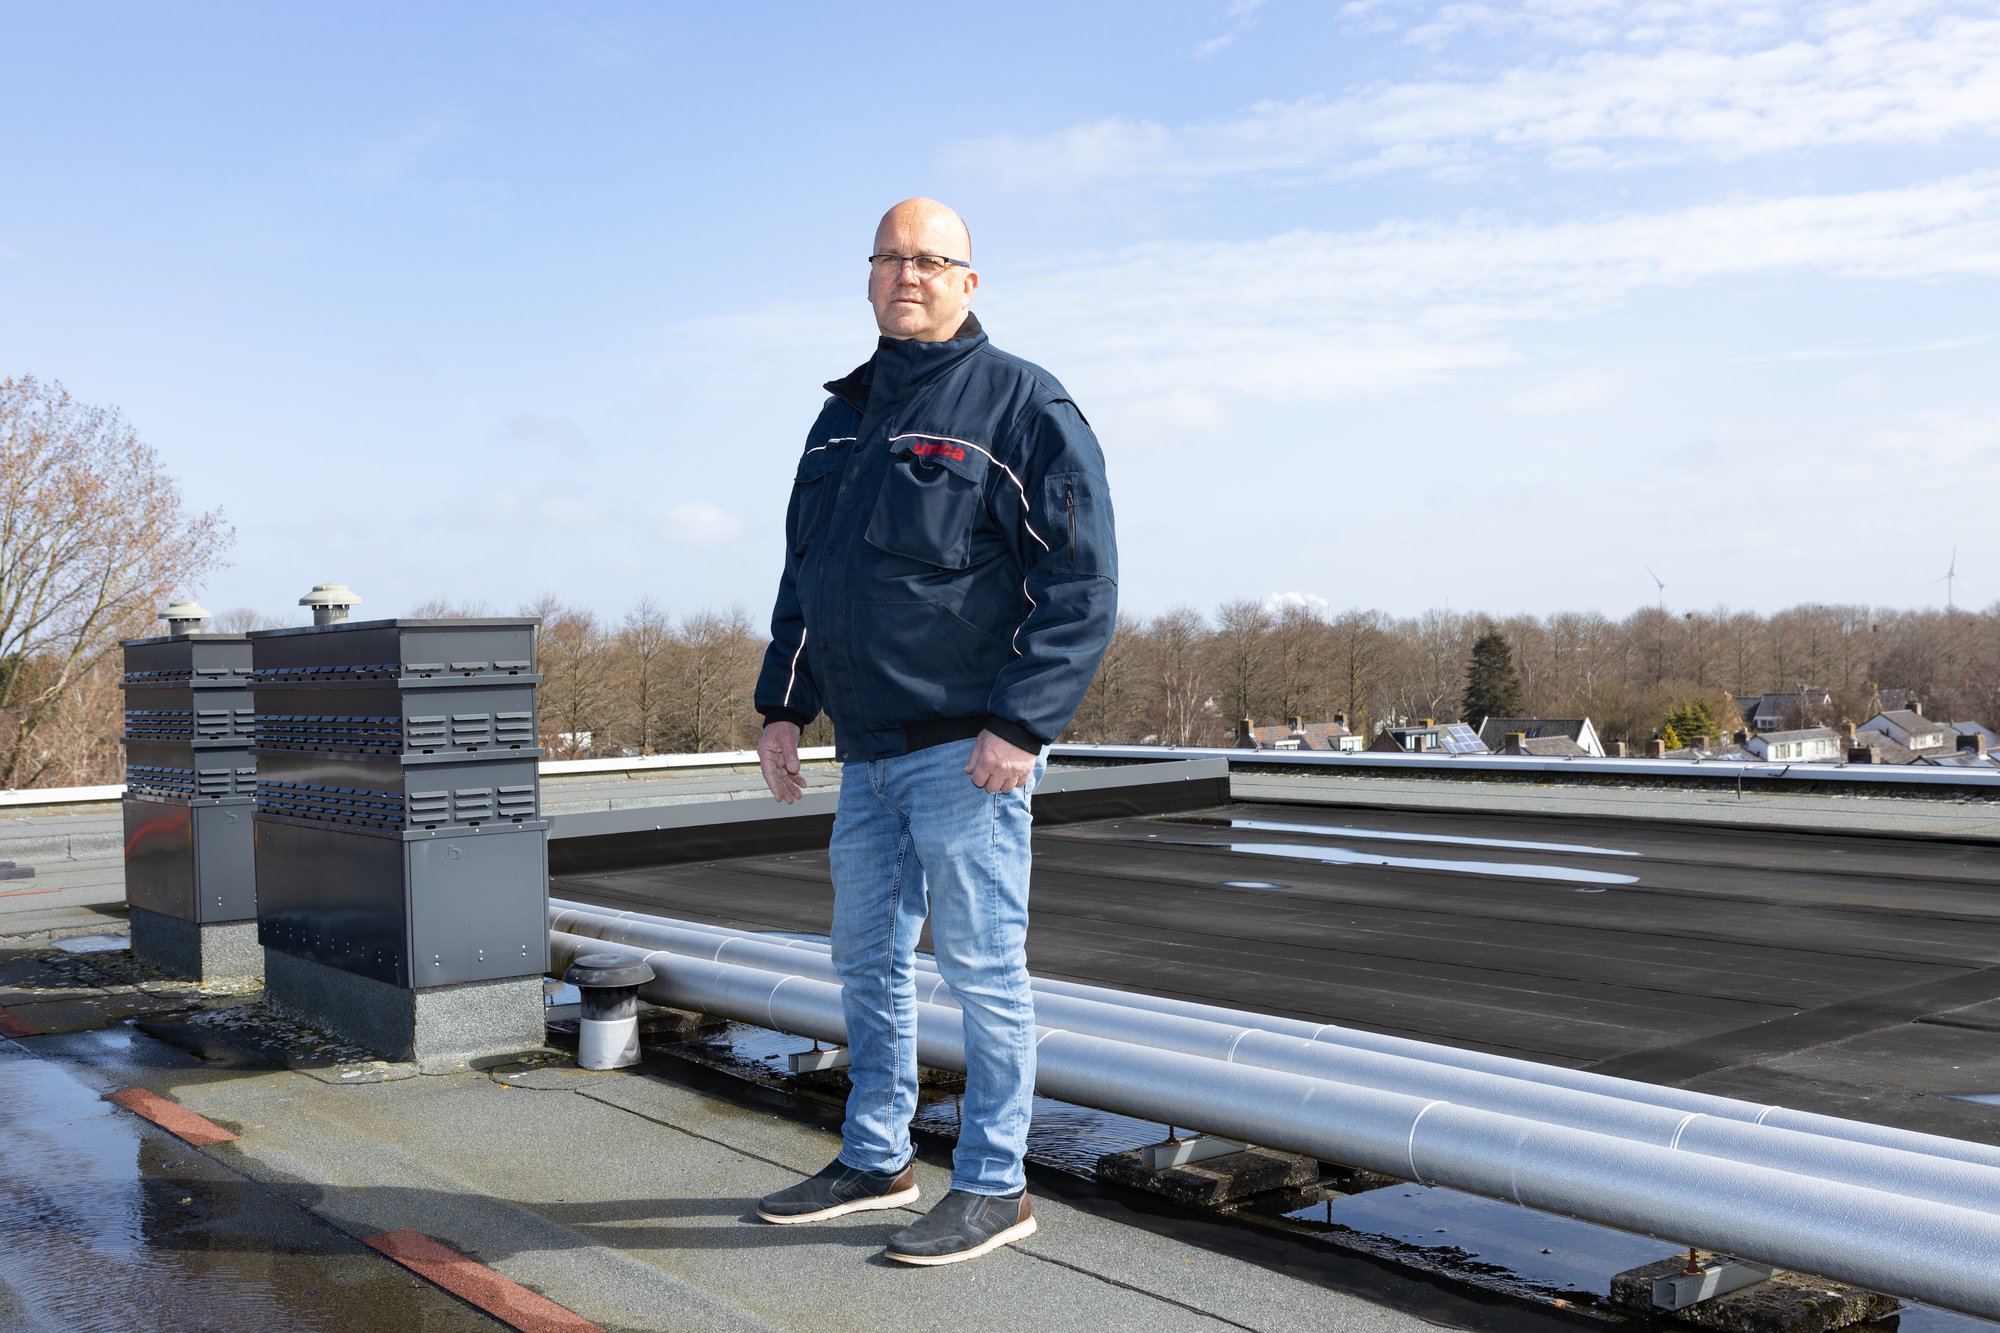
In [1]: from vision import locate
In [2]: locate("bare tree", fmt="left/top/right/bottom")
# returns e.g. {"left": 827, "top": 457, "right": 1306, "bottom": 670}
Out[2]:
{"left": 0, "top": 376, "right": 231, "bottom": 787}
{"left": 523, "top": 595, "right": 610, "bottom": 758}
{"left": 668, "top": 606, "right": 756, "bottom": 753}
{"left": 209, "top": 607, "right": 288, "bottom": 633}
{"left": 407, "top": 597, "right": 493, "bottom": 619}
{"left": 1326, "top": 608, "right": 1390, "bottom": 732}
{"left": 1143, "top": 606, "right": 1212, "bottom": 746}
{"left": 616, "top": 596, "right": 673, "bottom": 755}
{"left": 1071, "top": 612, "right": 1143, "bottom": 742}
{"left": 1209, "top": 598, "right": 1274, "bottom": 729}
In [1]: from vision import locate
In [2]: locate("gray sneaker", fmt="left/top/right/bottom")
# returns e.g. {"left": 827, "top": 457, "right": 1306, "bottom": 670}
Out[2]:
{"left": 884, "top": 1188, "right": 1036, "bottom": 1265}
{"left": 756, "top": 1158, "right": 919, "bottom": 1224}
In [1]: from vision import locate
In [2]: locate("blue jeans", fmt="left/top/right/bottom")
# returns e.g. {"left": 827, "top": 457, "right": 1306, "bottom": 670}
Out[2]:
{"left": 830, "top": 736, "right": 1045, "bottom": 1195}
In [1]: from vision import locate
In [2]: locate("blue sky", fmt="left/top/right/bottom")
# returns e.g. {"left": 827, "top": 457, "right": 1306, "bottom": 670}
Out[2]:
{"left": 5, "top": 1, "right": 1997, "bottom": 627}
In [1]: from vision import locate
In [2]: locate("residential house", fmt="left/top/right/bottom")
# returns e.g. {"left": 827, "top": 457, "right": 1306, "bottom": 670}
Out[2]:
{"left": 1234, "top": 715, "right": 1363, "bottom": 752}
{"left": 1858, "top": 709, "right": 1954, "bottom": 755}
{"left": 1743, "top": 727, "right": 1842, "bottom": 762}
{"left": 1739, "top": 689, "right": 1835, "bottom": 732}
{"left": 1475, "top": 717, "right": 1606, "bottom": 758}
{"left": 1371, "top": 722, "right": 1488, "bottom": 754}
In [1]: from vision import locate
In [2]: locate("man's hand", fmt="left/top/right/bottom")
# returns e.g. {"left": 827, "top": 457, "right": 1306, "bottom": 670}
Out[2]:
{"left": 758, "top": 721, "right": 807, "bottom": 804}
{"left": 965, "top": 729, "right": 1036, "bottom": 795}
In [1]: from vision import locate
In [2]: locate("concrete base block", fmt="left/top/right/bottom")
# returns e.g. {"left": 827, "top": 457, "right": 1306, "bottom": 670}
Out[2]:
{"left": 264, "top": 949, "right": 544, "bottom": 1070}
{"left": 130, "top": 908, "right": 262, "bottom": 984}
{"left": 1096, "top": 1143, "right": 1317, "bottom": 1208}
{"left": 1610, "top": 1252, "right": 1900, "bottom": 1331}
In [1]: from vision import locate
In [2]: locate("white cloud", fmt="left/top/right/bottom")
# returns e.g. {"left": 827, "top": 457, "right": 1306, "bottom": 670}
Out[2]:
{"left": 969, "top": 2, "right": 2000, "bottom": 186}
{"left": 1265, "top": 590, "right": 1331, "bottom": 615}
{"left": 992, "top": 172, "right": 2000, "bottom": 430}
{"left": 663, "top": 501, "right": 744, "bottom": 545}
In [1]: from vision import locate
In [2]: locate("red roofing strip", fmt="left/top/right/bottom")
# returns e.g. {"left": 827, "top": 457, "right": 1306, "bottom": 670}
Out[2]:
{"left": 0, "top": 1007, "right": 37, "bottom": 1038}
{"left": 364, "top": 1230, "right": 602, "bottom": 1333}
{"left": 106, "top": 1087, "right": 238, "bottom": 1146}
{"left": 0, "top": 886, "right": 58, "bottom": 897}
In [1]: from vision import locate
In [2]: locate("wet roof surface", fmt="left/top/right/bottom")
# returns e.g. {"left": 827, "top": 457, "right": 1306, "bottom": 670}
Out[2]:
{"left": 556, "top": 800, "right": 2000, "bottom": 1146}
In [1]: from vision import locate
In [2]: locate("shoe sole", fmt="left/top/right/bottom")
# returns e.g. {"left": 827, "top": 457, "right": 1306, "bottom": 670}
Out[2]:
{"left": 757, "top": 1184, "right": 920, "bottom": 1224}
{"left": 884, "top": 1214, "right": 1038, "bottom": 1265}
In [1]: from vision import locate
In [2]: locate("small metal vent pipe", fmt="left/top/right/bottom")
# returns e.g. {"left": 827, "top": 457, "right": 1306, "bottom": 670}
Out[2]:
{"left": 551, "top": 899, "right": 2000, "bottom": 1175}
{"left": 547, "top": 902, "right": 2000, "bottom": 1215}
{"left": 549, "top": 928, "right": 2000, "bottom": 1320}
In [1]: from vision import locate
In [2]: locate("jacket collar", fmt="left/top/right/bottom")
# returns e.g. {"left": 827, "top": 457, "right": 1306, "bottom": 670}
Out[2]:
{"left": 824, "top": 311, "right": 985, "bottom": 414}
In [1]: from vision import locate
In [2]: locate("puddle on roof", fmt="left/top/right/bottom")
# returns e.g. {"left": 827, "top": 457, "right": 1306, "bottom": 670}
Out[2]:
{"left": 51, "top": 934, "right": 131, "bottom": 954}
{"left": 1150, "top": 838, "right": 1640, "bottom": 887}
{"left": 0, "top": 1036, "right": 497, "bottom": 1332}
{"left": 1179, "top": 817, "right": 1640, "bottom": 859}
{"left": 1946, "top": 1092, "right": 2000, "bottom": 1107}
{"left": 1248, "top": 1183, "right": 1998, "bottom": 1329}
{"left": 1222, "top": 881, "right": 1285, "bottom": 890}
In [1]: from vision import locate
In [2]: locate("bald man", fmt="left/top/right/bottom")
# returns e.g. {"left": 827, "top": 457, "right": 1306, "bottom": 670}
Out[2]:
{"left": 751, "top": 199, "right": 1118, "bottom": 1264}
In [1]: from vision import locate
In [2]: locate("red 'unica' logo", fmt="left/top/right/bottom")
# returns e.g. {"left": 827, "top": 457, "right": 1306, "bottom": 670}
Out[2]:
{"left": 910, "top": 440, "right": 967, "bottom": 462}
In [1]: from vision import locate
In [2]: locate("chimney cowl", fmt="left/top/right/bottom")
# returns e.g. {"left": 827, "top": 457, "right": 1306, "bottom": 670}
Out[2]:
{"left": 300, "top": 583, "right": 362, "bottom": 626}
{"left": 160, "top": 599, "right": 211, "bottom": 633}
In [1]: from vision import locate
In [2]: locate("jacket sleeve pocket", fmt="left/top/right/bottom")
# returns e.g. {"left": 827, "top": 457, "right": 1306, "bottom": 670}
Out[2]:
{"left": 1043, "top": 469, "right": 1115, "bottom": 580}
{"left": 863, "top": 443, "right": 990, "bottom": 570}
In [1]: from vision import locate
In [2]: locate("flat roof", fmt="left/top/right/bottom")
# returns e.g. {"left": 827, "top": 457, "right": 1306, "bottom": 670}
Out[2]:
{"left": 558, "top": 798, "right": 2000, "bottom": 1147}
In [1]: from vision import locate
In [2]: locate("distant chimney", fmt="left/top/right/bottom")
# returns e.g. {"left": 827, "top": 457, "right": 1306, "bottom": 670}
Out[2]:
{"left": 1694, "top": 734, "right": 1711, "bottom": 752}
{"left": 1646, "top": 739, "right": 1666, "bottom": 758}
{"left": 1848, "top": 745, "right": 1875, "bottom": 764}
{"left": 1503, "top": 731, "right": 1526, "bottom": 755}
{"left": 1334, "top": 711, "right": 1348, "bottom": 729}
{"left": 1235, "top": 717, "right": 1259, "bottom": 750}
{"left": 1843, "top": 721, "right": 1858, "bottom": 742}
{"left": 1733, "top": 729, "right": 1748, "bottom": 745}
{"left": 1912, "top": 699, "right": 1923, "bottom": 716}
{"left": 1960, "top": 732, "right": 1988, "bottom": 757}
{"left": 1610, "top": 740, "right": 1628, "bottom": 758}
{"left": 1289, "top": 716, "right": 1304, "bottom": 732}
{"left": 159, "top": 599, "right": 211, "bottom": 634}
{"left": 300, "top": 583, "right": 362, "bottom": 626}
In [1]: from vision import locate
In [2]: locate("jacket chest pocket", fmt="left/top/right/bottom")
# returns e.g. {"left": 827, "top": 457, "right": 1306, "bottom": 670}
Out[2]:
{"left": 789, "top": 445, "right": 846, "bottom": 556}
{"left": 863, "top": 442, "right": 989, "bottom": 570}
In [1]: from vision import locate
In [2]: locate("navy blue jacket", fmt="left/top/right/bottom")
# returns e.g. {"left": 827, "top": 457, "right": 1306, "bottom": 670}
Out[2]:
{"left": 755, "top": 313, "right": 1118, "bottom": 762}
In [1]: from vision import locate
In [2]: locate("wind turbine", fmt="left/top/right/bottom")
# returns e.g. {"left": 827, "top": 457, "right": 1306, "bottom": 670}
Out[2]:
{"left": 1933, "top": 546, "right": 1969, "bottom": 610}
{"left": 1643, "top": 564, "right": 1667, "bottom": 612}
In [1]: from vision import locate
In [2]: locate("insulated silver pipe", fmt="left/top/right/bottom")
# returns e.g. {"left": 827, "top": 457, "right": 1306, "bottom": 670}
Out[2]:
{"left": 548, "top": 929, "right": 2000, "bottom": 1320}
{"left": 548, "top": 903, "right": 2000, "bottom": 1215}
{"left": 551, "top": 898, "right": 2000, "bottom": 1174}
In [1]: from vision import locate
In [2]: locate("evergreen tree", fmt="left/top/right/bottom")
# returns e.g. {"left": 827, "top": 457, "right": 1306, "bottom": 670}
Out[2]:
{"left": 1660, "top": 699, "right": 1720, "bottom": 750}
{"left": 1461, "top": 629, "right": 1523, "bottom": 724}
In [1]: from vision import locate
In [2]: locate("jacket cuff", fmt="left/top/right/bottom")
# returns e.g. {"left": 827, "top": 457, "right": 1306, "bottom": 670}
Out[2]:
{"left": 983, "top": 716, "right": 1049, "bottom": 754}
{"left": 761, "top": 708, "right": 814, "bottom": 730}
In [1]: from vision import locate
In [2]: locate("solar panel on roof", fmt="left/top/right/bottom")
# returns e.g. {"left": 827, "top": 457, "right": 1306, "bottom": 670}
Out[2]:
{"left": 1439, "top": 724, "right": 1488, "bottom": 754}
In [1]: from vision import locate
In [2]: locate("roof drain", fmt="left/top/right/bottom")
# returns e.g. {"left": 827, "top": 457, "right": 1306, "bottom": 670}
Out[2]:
{"left": 549, "top": 926, "right": 1999, "bottom": 1321}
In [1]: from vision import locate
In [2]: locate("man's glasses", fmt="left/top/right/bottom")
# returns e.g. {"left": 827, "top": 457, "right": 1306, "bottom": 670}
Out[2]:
{"left": 868, "top": 253, "right": 970, "bottom": 279}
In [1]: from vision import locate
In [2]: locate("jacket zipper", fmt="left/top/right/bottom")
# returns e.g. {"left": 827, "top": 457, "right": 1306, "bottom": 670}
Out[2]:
{"left": 1066, "top": 483, "right": 1077, "bottom": 566}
